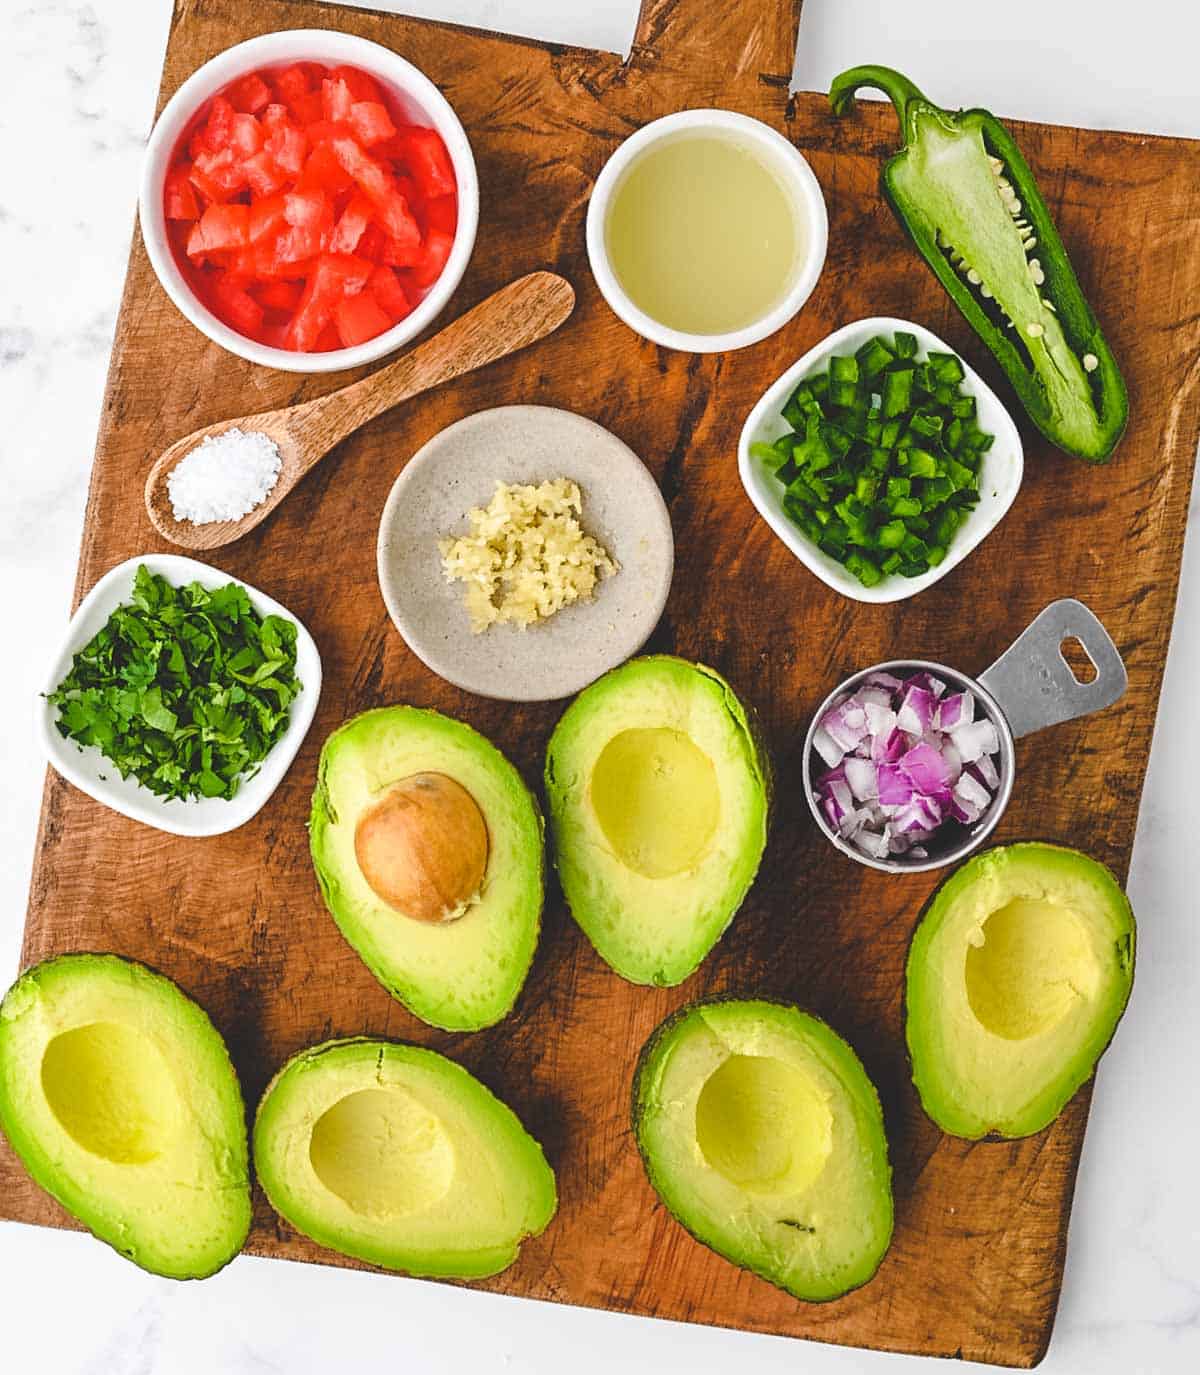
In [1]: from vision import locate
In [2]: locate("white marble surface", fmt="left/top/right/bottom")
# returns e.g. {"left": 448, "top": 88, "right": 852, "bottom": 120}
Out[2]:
{"left": 1, "top": 2, "right": 1197, "bottom": 1371}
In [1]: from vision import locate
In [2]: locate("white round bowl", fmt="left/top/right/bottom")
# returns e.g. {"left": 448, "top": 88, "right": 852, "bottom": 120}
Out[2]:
{"left": 585, "top": 108, "right": 828, "bottom": 354}
{"left": 139, "top": 29, "right": 479, "bottom": 374}
{"left": 738, "top": 316, "right": 1025, "bottom": 604}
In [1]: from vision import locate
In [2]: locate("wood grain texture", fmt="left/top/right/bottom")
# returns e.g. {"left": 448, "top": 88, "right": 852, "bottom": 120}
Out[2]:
{"left": 144, "top": 270, "right": 575, "bottom": 548}
{"left": 4, "top": 0, "right": 1200, "bottom": 1366}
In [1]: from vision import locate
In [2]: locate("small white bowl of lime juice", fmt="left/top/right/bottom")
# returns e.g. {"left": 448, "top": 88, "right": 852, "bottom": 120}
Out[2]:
{"left": 585, "top": 108, "right": 828, "bottom": 353}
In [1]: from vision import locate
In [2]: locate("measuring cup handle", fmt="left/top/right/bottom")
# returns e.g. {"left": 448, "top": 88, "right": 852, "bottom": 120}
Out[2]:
{"left": 977, "top": 599, "right": 1127, "bottom": 741}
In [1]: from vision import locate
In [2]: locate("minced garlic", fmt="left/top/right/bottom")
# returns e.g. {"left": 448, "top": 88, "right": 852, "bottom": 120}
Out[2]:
{"left": 439, "top": 478, "right": 618, "bottom": 633}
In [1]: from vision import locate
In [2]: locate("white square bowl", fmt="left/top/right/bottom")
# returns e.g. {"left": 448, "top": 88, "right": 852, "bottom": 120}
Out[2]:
{"left": 738, "top": 316, "right": 1024, "bottom": 604}
{"left": 38, "top": 554, "right": 322, "bottom": 837}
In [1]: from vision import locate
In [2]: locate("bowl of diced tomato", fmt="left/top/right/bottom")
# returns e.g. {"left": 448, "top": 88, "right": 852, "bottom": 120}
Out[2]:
{"left": 139, "top": 30, "right": 478, "bottom": 372}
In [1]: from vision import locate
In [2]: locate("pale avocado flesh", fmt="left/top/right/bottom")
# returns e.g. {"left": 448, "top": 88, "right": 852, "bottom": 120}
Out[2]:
{"left": 253, "top": 1038, "right": 556, "bottom": 1277}
{"left": 0, "top": 954, "right": 251, "bottom": 1279}
{"left": 309, "top": 706, "right": 544, "bottom": 1032}
{"left": 633, "top": 999, "right": 893, "bottom": 1302}
{"left": 906, "top": 842, "right": 1135, "bottom": 1139}
{"left": 544, "top": 656, "right": 770, "bottom": 986}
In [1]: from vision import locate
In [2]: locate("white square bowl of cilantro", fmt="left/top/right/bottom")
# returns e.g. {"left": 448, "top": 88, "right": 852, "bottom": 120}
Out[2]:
{"left": 37, "top": 554, "right": 322, "bottom": 837}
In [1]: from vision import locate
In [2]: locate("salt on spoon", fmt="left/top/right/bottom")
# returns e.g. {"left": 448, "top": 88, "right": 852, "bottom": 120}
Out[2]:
{"left": 167, "top": 428, "right": 282, "bottom": 525}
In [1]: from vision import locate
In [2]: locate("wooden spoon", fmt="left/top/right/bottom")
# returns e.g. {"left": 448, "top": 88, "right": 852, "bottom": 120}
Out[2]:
{"left": 145, "top": 271, "right": 575, "bottom": 550}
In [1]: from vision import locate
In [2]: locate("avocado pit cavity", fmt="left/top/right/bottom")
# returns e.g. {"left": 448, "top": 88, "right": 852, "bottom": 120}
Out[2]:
{"left": 965, "top": 896, "right": 1100, "bottom": 1041}
{"left": 309, "top": 1086, "right": 455, "bottom": 1218}
{"left": 590, "top": 727, "right": 719, "bottom": 879}
{"left": 354, "top": 772, "right": 489, "bottom": 923}
{"left": 696, "top": 1054, "right": 833, "bottom": 1195}
{"left": 41, "top": 1020, "right": 184, "bottom": 1165}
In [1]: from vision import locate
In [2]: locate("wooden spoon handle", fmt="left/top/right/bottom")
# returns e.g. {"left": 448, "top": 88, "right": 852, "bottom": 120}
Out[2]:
{"left": 289, "top": 271, "right": 575, "bottom": 467}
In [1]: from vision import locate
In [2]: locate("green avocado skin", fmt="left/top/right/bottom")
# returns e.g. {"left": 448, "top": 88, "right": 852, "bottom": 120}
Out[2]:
{"left": 0, "top": 953, "right": 251, "bottom": 1280}
{"left": 253, "top": 1037, "right": 557, "bottom": 1278}
{"left": 544, "top": 655, "right": 772, "bottom": 987}
{"left": 905, "top": 842, "right": 1136, "bottom": 1140}
{"left": 631, "top": 996, "right": 894, "bottom": 1303}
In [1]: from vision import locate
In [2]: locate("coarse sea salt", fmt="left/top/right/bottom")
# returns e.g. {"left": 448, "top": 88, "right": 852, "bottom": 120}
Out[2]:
{"left": 168, "top": 428, "right": 282, "bottom": 525}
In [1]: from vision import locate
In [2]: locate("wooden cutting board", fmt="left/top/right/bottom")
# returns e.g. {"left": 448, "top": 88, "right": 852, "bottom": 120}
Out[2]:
{"left": 5, "top": 0, "right": 1199, "bottom": 1365}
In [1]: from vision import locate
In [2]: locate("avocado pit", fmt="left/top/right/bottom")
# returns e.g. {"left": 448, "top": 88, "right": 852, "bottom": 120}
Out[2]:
{"left": 354, "top": 772, "right": 489, "bottom": 924}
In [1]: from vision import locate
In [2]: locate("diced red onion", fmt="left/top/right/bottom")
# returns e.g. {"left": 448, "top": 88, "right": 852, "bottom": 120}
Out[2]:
{"left": 906, "top": 671, "right": 947, "bottom": 698}
{"left": 863, "top": 701, "right": 897, "bottom": 737}
{"left": 896, "top": 685, "right": 936, "bottom": 735}
{"left": 812, "top": 725, "right": 844, "bottom": 770}
{"left": 950, "top": 718, "right": 1000, "bottom": 764}
{"left": 898, "top": 741, "right": 951, "bottom": 794}
{"left": 821, "top": 700, "right": 868, "bottom": 753}
{"left": 812, "top": 666, "right": 1004, "bottom": 861}
{"left": 937, "top": 690, "right": 974, "bottom": 732}
{"left": 844, "top": 756, "right": 878, "bottom": 801}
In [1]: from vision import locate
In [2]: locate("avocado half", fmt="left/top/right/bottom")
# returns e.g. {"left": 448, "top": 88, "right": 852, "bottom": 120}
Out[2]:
{"left": 906, "top": 842, "right": 1136, "bottom": 1139}
{"left": 633, "top": 998, "right": 893, "bottom": 1302}
{"left": 544, "top": 656, "right": 770, "bottom": 985}
{"left": 253, "top": 1037, "right": 556, "bottom": 1277}
{"left": 309, "top": 706, "right": 544, "bottom": 1032}
{"left": 0, "top": 953, "right": 251, "bottom": 1279}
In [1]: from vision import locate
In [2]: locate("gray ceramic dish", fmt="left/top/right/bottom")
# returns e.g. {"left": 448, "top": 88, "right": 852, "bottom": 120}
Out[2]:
{"left": 377, "top": 405, "right": 674, "bottom": 702}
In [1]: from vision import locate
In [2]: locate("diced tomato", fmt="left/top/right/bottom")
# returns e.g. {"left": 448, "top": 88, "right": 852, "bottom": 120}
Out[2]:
{"left": 357, "top": 223, "right": 387, "bottom": 261}
{"left": 348, "top": 101, "right": 396, "bottom": 147}
{"left": 380, "top": 228, "right": 423, "bottom": 268}
{"left": 211, "top": 271, "right": 265, "bottom": 336}
{"left": 286, "top": 251, "right": 370, "bottom": 351}
{"left": 264, "top": 120, "right": 307, "bottom": 177}
{"left": 330, "top": 65, "right": 384, "bottom": 102}
{"left": 261, "top": 321, "right": 291, "bottom": 349}
{"left": 274, "top": 222, "right": 325, "bottom": 264}
{"left": 304, "top": 119, "right": 357, "bottom": 146}
{"left": 253, "top": 279, "right": 304, "bottom": 312}
{"left": 367, "top": 265, "right": 411, "bottom": 320}
{"left": 230, "top": 112, "right": 264, "bottom": 157}
{"left": 201, "top": 95, "right": 237, "bottom": 152}
{"left": 402, "top": 127, "right": 455, "bottom": 198}
{"left": 164, "top": 166, "right": 200, "bottom": 220}
{"left": 248, "top": 193, "right": 288, "bottom": 242}
{"left": 296, "top": 141, "right": 354, "bottom": 196}
{"left": 329, "top": 193, "right": 373, "bottom": 254}
{"left": 329, "top": 136, "right": 420, "bottom": 247}
{"left": 274, "top": 65, "right": 311, "bottom": 106}
{"left": 242, "top": 150, "right": 287, "bottom": 197}
{"left": 284, "top": 186, "right": 329, "bottom": 229}
{"left": 321, "top": 76, "right": 355, "bottom": 122}
{"left": 192, "top": 146, "right": 246, "bottom": 197}
{"left": 187, "top": 203, "right": 251, "bottom": 259}
{"left": 404, "top": 227, "right": 454, "bottom": 288}
{"left": 229, "top": 72, "right": 272, "bottom": 115}
{"left": 167, "top": 61, "right": 432, "bottom": 350}
{"left": 334, "top": 289, "right": 393, "bottom": 347}
{"left": 423, "top": 193, "right": 457, "bottom": 235}
{"left": 293, "top": 91, "right": 324, "bottom": 125}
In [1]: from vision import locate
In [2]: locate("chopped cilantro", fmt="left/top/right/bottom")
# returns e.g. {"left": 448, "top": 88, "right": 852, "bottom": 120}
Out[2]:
{"left": 47, "top": 565, "right": 302, "bottom": 802}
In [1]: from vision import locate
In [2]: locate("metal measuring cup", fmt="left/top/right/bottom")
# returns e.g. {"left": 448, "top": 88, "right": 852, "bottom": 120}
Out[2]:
{"left": 802, "top": 598, "right": 1127, "bottom": 874}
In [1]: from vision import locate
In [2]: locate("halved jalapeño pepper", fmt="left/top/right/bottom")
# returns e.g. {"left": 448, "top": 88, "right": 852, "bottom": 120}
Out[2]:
{"left": 830, "top": 65, "right": 1128, "bottom": 462}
